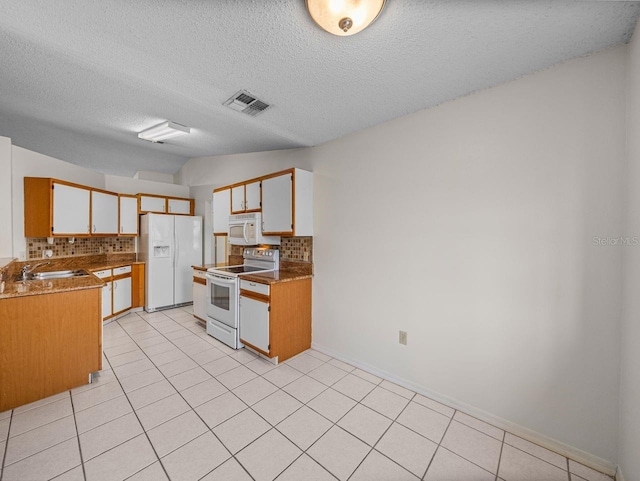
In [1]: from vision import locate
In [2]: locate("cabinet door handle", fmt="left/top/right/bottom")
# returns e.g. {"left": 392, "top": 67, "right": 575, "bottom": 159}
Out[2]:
{"left": 93, "top": 224, "right": 96, "bottom": 232}
{"left": 121, "top": 225, "right": 124, "bottom": 232}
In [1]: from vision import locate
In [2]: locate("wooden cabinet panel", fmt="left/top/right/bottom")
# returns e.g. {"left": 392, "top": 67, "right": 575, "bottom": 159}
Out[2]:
{"left": 91, "top": 190, "right": 119, "bottom": 235}
{"left": 239, "top": 278, "right": 311, "bottom": 363}
{"left": 131, "top": 264, "right": 145, "bottom": 308}
{"left": 119, "top": 195, "right": 139, "bottom": 235}
{"left": 0, "top": 288, "right": 102, "bottom": 411}
{"left": 52, "top": 182, "right": 91, "bottom": 235}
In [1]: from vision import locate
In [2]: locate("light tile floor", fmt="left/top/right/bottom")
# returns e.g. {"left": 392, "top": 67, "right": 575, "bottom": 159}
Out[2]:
{"left": 0, "top": 307, "right": 614, "bottom": 481}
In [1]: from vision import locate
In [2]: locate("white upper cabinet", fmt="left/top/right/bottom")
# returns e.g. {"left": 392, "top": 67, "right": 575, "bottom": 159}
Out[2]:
{"left": 245, "top": 181, "right": 261, "bottom": 211}
{"left": 167, "top": 198, "right": 191, "bottom": 215}
{"left": 52, "top": 182, "right": 91, "bottom": 235}
{"left": 262, "top": 169, "right": 313, "bottom": 236}
{"left": 231, "top": 185, "right": 245, "bottom": 213}
{"left": 119, "top": 195, "right": 139, "bottom": 235}
{"left": 139, "top": 195, "right": 166, "bottom": 213}
{"left": 231, "top": 181, "right": 261, "bottom": 213}
{"left": 261, "top": 173, "right": 293, "bottom": 235}
{"left": 213, "top": 188, "right": 231, "bottom": 235}
{"left": 91, "top": 190, "right": 119, "bottom": 235}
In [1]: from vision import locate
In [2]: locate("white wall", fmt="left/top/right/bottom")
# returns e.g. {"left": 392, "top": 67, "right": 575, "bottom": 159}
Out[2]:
{"left": 177, "top": 46, "right": 628, "bottom": 466}
{"left": 104, "top": 174, "right": 188, "bottom": 197}
{"left": 0, "top": 137, "right": 13, "bottom": 258}
{"left": 619, "top": 23, "right": 640, "bottom": 481}
{"left": 11, "top": 146, "right": 189, "bottom": 259}
{"left": 12, "top": 146, "right": 105, "bottom": 259}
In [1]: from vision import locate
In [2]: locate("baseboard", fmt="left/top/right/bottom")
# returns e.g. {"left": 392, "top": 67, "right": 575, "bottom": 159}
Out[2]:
{"left": 616, "top": 466, "right": 625, "bottom": 481}
{"left": 311, "top": 342, "right": 618, "bottom": 477}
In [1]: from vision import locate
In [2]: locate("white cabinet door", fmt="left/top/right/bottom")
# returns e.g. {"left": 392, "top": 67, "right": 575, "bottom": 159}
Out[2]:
{"left": 231, "top": 185, "right": 245, "bottom": 213}
{"left": 119, "top": 196, "right": 138, "bottom": 235}
{"left": 167, "top": 198, "right": 191, "bottom": 215}
{"left": 113, "top": 277, "right": 132, "bottom": 313}
{"left": 193, "top": 280, "right": 206, "bottom": 321}
{"left": 239, "top": 295, "right": 270, "bottom": 352}
{"left": 52, "top": 183, "right": 90, "bottom": 235}
{"left": 102, "top": 282, "right": 113, "bottom": 320}
{"left": 261, "top": 173, "right": 293, "bottom": 235}
{"left": 213, "top": 189, "right": 231, "bottom": 234}
{"left": 245, "top": 181, "right": 261, "bottom": 211}
{"left": 91, "top": 191, "right": 119, "bottom": 234}
{"left": 139, "top": 195, "right": 166, "bottom": 213}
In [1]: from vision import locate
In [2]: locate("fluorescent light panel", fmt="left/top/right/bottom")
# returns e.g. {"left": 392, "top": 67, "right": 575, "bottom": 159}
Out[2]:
{"left": 138, "top": 121, "right": 190, "bottom": 142}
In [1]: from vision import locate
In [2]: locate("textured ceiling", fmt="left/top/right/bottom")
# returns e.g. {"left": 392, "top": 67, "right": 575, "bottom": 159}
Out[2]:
{"left": 0, "top": 1, "right": 638, "bottom": 176}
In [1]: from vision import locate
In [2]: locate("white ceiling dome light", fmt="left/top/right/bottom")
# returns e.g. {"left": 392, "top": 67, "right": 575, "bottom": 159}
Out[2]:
{"left": 138, "top": 121, "right": 190, "bottom": 143}
{"left": 306, "top": 0, "right": 387, "bottom": 36}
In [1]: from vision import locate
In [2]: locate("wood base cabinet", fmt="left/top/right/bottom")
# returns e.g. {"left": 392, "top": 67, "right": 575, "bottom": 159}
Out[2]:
{"left": 0, "top": 288, "right": 102, "bottom": 412}
{"left": 239, "top": 278, "right": 311, "bottom": 363}
{"left": 193, "top": 269, "right": 207, "bottom": 323}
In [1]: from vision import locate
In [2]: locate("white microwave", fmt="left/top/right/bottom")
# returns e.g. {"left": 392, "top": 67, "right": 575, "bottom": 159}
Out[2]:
{"left": 228, "top": 213, "right": 280, "bottom": 246}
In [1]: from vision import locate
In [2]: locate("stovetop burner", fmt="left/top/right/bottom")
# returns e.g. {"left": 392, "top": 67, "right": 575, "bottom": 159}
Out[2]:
{"left": 214, "top": 265, "right": 270, "bottom": 274}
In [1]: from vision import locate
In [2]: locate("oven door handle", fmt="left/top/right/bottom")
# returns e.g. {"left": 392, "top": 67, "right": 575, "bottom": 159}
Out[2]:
{"left": 206, "top": 273, "right": 237, "bottom": 285}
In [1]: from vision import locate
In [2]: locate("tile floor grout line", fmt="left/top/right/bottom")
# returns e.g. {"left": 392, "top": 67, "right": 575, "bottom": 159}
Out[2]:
{"left": 421, "top": 409, "right": 457, "bottom": 480}
{"left": 101, "top": 345, "right": 171, "bottom": 481}
{"left": 0, "top": 409, "right": 14, "bottom": 481}
{"left": 69, "top": 391, "right": 88, "bottom": 481}
{"left": 113, "top": 313, "right": 258, "bottom": 481}
{"left": 494, "top": 430, "right": 506, "bottom": 481}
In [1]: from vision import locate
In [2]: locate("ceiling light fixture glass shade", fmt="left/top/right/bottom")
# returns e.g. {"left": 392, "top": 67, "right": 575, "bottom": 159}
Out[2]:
{"left": 306, "top": 0, "right": 386, "bottom": 36}
{"left": 138, "top": 121, "right": 190, "bottom": 143}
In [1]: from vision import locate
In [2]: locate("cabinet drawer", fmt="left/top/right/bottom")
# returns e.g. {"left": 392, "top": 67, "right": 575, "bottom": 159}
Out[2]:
{"left": 93, "top": 269, "right": 112, "bottom": 279}
{"left": 240, "top": 279, "right": 270, "bottom": 296}
{"left": 193, "top": 270, "right": 207, "bottom": 280}
{"left": 113, "top": 265, "right": 132, "bottom": 276}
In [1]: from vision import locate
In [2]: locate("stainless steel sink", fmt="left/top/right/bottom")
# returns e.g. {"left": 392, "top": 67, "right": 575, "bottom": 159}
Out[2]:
{"left": 27, "top": 269, "right": 90, "bottom": 280}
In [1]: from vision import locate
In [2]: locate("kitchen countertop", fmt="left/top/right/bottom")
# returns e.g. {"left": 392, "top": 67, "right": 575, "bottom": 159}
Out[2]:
{"left": 0, "top": 255, "right": 144, "bottom": 300}
{"left": 238, "top": 270, "right": 312, "bottom": 285}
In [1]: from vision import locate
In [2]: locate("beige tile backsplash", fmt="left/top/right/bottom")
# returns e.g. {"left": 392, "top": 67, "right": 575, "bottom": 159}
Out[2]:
{"left": 27, "top": 237, "right": 135, "bottom": 260}
{"left": 229, "top": 236, "right": 313, "bottom": 263}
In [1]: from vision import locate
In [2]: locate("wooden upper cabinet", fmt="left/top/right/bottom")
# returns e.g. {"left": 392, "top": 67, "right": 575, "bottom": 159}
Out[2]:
{"left": 138, "top": 194, "right": 167, "bottom": 214}
{"left": 119, "top": 195, "right": 139, "bottom": 236}
{"left": 213, "top": 187, "right": 231, "bottom": 235}
{"left": 91, "top": 190, "right": 119, "bottom": 235}
{"left": 231, "top": 181, "right": 261, "bottom": 214}
{"left": 167, "top": 198, "right": 193, "bottom": 215}
{"left": 262, "top": 169, "right": 313, "bottom": 236}
{"left": 138, "top": 194, "right": 194, "bottom": 215}
{"left": 24, "top": 178, "right": 92, "bottom": 237}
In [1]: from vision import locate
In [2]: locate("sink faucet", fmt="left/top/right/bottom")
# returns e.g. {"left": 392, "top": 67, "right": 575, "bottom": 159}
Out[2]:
{"left": 21, "top": 261, "right": 51, "bottom": 280}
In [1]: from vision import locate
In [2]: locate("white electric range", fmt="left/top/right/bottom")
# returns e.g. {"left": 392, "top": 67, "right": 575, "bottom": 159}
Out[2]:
{"left": 204, "top": 247, "right": 279, "bottom": 348}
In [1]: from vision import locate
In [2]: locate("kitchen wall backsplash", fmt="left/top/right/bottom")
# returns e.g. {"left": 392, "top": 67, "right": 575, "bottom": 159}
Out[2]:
{"left": 27, "top": 237, "right": 135, "bottom": 259}
{"left": 229, "top": 236, "right": 313, "bottom": 263}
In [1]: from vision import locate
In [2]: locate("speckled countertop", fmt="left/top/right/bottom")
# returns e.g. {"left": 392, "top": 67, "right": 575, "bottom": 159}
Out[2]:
{"left": 0, "top": 254, "right": 144, "bottom": 300}
{"left": 238, "top": 270, "right": 312, "bottom": 285}
{"left": 192, "top": 260, "right": 313, "bottom": 285}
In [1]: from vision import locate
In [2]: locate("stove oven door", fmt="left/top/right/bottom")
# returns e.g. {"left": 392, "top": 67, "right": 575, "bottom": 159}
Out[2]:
{"left": 205, "top": 273, "right": 238, "bottom": 328}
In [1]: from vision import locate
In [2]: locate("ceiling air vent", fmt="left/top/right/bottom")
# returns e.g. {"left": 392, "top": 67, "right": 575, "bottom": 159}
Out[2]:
{"left": 223, "top": 90, "right": 271, "bottom": 117}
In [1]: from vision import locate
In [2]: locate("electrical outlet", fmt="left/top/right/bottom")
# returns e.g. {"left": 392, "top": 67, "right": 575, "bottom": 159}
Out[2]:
{"left": 399, "top": 330, "right": 407, "bottom": 346}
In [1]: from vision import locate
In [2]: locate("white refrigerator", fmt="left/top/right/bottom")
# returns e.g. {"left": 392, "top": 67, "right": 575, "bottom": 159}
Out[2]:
{"left": 139, "top": 214, "right": 203, "bottom": 312}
